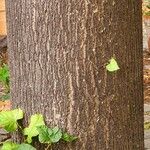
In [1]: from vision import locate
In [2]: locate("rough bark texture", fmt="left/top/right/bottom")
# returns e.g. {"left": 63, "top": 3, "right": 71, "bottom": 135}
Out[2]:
{"left": 0, "top": 35, "right": 7, "bottom": 65}
{"left": 6, "top": 0, "right": 144, "bottom": 149}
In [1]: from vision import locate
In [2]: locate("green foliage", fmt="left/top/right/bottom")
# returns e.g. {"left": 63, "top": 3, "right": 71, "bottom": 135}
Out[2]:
{"left": 62, "top": 132, "right": 78, "bottom": 142}
{"left": 144, "top": 111, "right": 150, "bottom": 115}
{"left": 1, "top": 142, "right": 36, "bottom": 150}
{"left": 0, "top": 108, "right": 77, "bottom": 150}
{"left": 24, "top": 114, "right": 45, "bottom": 143}
{"left": 0, "top": 108, "right": 23, "bottom": 132}
{"left": 143, "top": 0, "right": 150, "bottom": 16}
{"left": 37, "top": 125, "right": 77, "bottom": 145}
{"left": 147, "top": 4, "right": 150, "bottom": 9}
{"left": 106, "top": 58, "right": 120, "bottom": 72}
{"left": 144, "top": 11, "right": 150, "bottom": 16}
{"left": 37, "top": 125, "right": 62, "bottom": 144}
{"left": 17, "top": 143, "right": 36, "bottom": 150}
{"left": 50, "top": 127, "right": 62, "bottom": 143}
{"left": 0, "top": 93, "right": 11, "bottom": 101}
{"left": 36, "top": 125, "right": 53, "bottom": 144}
{"left": 0, "top": 64, "right": 10, "bottom": 92}
{"left": 144, "top": 122, "right": 150, "bottom": 130}
{"left": 1, "top": 141, "right": 19, "bottom": 150}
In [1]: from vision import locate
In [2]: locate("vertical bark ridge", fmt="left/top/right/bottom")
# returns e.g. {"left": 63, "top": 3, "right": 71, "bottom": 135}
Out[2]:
{"left": 6, "top": 0, "right": 144, "bottom": 149}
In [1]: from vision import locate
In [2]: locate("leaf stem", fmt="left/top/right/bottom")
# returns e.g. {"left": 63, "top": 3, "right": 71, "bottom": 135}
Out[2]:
{"left": 45, "top": 144, "right": 51, "bottom": 150}
{"left": 17, "top": 122, "right": 23, "bottom": 131}
{"left": 17, "top": 122, "right": 26, "bottom": 142}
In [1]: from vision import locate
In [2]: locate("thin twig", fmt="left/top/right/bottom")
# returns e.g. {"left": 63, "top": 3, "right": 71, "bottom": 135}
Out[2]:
{"left": 45, "top": 144, "right": 51, "bottom": 150}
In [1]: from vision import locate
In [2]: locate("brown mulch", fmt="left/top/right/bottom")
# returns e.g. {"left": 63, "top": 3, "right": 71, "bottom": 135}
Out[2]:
{"left": 0, "top": 100, "right": 11, "bottom": 111}
{"left": 0, "top": 85, "right": 11, "bottom": 111}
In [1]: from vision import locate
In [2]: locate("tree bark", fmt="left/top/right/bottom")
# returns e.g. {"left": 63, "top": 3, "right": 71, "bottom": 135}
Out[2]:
{"left": 6, "top": 0, "right": 144, "bottom": 149}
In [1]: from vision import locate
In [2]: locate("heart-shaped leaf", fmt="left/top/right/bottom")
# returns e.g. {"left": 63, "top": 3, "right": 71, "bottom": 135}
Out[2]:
{"left": 24, "top": 114, "right": 45, "bottom": 143}
{"left": 37, "top": 125, "right": 62, "bottom": 144}
{"left": 1, "top": 142, "right": 36, "bottom": 150}
{"left": 62, "top": 132, "right": 78, "bottom": 142}
{"left": 1, "top": 141, "right": 19, "bottom": 150}
{"left": 106, "top": 58, "right": 120, "bottom": 72}
{"left": 50, "top": 127, "right": 62, "bottom": 143}
{"left": 37, "top": 125, "right": 53, "bottom": 144}
{"left": 18, "top": 143, "right": 36, "bottom": 150}
{"left": 0, "top": 108, "right": 23, "bottom": 132}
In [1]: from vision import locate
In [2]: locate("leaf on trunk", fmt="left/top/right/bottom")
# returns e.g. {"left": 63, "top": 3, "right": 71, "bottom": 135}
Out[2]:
{"left": 106, "top": 58, "right": 120, "bottom": 72}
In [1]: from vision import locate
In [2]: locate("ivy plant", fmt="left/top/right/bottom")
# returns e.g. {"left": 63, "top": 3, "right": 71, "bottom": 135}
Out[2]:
{"left": 0, "top": 109, "right": 77, "bottom": 150}
{"left": 0, "top": 64, "right": 10, "bottom": 101}
{"left": 144, "top": 121, "right": 150, "bottom": 130}
{"left": 37, "top": 125, "right": 62, "bottom": 144}
{"left": 0, "top": 64, "right": 10, "bottom": 92}
{"left": 2, "top": 142, "right": 36, "bottom": 150}
{"left": 24, "top": 114, "right": 45, "bottom": 143}
{"left": 106, "top": 58, "right": 120, "bottom": 72}
{"left": 0, "top": 108, "right": 23, "bottom": 132}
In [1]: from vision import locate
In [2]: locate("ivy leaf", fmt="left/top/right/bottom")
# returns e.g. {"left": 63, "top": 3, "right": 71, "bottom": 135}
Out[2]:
{"left": 0, "top": 108, "right": 23, "bottom": 132}
{"left": 62, "top": 132, "right": 78, "bottom": 142}
{"left": 37, "top": 125, "right": 62, "bottom": 144}
{"left": 1, "top": 141, "right": 19, "bottom": 150}
{"left": 1, "top": 142, "right": 36, "bottom": 150}
{"left": 24, "top": 114, "right": 45, "bottom": 143}
{"left": 0, "top": 64, "right": 10, "bottom": 87}
{"left": 0, "top": 64, "right": 9, "bottom": 82}
{"left": 144, "top": 122, "right": 150, "bottom": 130}
{"left": 37, "top": 125, "right": 53, "bottom": 144}
{"left": 1, "top": 142, "right": 19, "bottom": 150}
{"left": 18, "top": 143, "right": 36, "bottom": 150}
{"left": 106, "top": 58, "right": 120, "bottom": 72}
{"left": 50, "top": 127, "right": 62, "bottom": 143}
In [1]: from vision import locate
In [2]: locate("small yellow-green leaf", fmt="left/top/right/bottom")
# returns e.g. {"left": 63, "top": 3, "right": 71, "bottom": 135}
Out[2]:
{"left": 106, "top": 58, "right": 120, "bottom": 72}
{"left": 1, "top": 141, "right": 19, "bottom": 150}
{"left": 24, "top": 114, "right": 45, "bottom": 143}
{"left": 0, "top": 108, "right": 23, "bottom": 132}
{"left": 1, "top": 142, "right": 36, "bottom": 150}
{"left": 144, "top": 122, "right": 150, "bottom": 130}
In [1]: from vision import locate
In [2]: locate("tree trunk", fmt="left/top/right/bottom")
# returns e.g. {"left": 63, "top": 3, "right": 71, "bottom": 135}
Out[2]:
{"left": 6, "top": 0, "right": 144, "bottom": 149}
